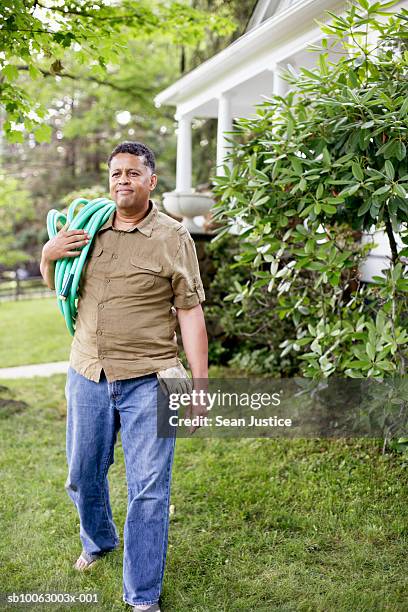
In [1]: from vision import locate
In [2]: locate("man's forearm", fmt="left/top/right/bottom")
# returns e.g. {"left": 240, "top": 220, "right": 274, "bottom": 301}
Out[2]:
{"left": 177, "top": 305, "right": 208, "bottom": 434}
{"left": 185, "top": 326, "right": 208, "bottom": 380}
{"left": 40, "top": 252, "right": 56, "bottom": 290}
{"left": 177, "top": 304, "right": 208, "bottom": 379}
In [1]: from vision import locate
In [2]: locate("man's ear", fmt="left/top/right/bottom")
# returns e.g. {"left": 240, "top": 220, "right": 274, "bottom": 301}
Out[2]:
{"left": 150, "top": 173, "right": 158, "bottom": 191}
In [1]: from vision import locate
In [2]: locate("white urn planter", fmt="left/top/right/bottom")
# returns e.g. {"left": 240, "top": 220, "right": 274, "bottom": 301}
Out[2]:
{"left": 162, "top": 191, "right": 214, "bottom": 234}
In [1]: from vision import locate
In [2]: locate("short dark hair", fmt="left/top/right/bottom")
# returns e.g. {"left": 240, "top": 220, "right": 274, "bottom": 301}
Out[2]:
{"left": 108, "top": 141, "right": 156, "bottom": 172}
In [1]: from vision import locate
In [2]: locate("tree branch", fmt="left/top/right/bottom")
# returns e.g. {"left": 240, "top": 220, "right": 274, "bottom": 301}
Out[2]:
{"left": 35, "top": 1, "right": 150, "bottom": 24}
{"left": 384, "top": 205, "right": 399, "bottom": 264}
{"left": 17, "top": 65, "right": 151, "bottom": 94}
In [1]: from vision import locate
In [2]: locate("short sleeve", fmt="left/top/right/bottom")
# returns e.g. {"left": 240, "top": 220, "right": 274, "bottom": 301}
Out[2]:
{"left": 171, "top": 229, "right": 205, "bottom": 309}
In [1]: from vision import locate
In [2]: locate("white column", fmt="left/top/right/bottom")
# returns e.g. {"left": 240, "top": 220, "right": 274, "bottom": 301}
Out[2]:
{"left": 216, "top": 92, "right": 233, "bottom": 175}
{"left": 176, "top": 114, "right": 192, "bottom": 192}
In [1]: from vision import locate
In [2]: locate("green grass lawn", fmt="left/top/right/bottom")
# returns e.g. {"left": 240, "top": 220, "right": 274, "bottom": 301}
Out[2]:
{"left": 0, "top": 298, "right": 72, "bottom": 368}
{"left": 0, "top": 375, "right": 407, "bottom": 612}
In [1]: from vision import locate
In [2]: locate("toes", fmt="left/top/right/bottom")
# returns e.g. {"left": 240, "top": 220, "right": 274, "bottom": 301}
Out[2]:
{"left": 73, "top": 551, "right": 100, "bottom": 571}
{"left": 74, "top": 556, "right": 89, "bottom": 570}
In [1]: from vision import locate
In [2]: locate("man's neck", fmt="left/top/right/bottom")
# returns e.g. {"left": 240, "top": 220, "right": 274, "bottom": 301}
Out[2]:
{"left": 113, "top": 201, "right": 151, "bottom": 230}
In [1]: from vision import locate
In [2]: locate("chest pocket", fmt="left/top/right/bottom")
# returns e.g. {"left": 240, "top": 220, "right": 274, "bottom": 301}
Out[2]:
{"left": 85, "top": 245, "right": 106, "bottom": 277}
{"left": 127, "top": 257, "right": 162, "bottom": 290}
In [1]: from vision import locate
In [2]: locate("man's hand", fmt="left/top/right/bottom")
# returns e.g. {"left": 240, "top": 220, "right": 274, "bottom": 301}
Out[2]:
{"left": 42, "top": 224, "right": 91, "bottom": 262}
{"left": 40, "top": 224, "right": 91, "bottom": 290}
{"left": 185, "top": 378, "right": 209, "bottom": 435}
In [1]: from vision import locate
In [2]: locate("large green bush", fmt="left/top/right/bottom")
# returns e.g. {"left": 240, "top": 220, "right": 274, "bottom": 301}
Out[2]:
{"left": 212, "top": 0, "right": 408, "bottom": 378}
{"left": 206, "top": 235, "right": 299, "bottom": 375}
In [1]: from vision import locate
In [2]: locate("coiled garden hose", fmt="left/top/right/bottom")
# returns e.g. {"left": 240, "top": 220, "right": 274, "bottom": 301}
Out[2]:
{"left": 46, "top": 197, "right": 116, "bottom": 335}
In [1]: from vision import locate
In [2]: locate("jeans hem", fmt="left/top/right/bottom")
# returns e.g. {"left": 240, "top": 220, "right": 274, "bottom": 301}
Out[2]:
{"left": 123, "top": 595, "right": 159, "bottom": 606}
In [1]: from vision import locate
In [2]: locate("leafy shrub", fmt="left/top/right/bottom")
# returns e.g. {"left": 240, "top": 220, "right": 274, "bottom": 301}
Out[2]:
{"left": 212, "top": 0, "right": 408, "bottom": 378}
{"left": 206, "top": 235, "right": 299, "bottom": 375}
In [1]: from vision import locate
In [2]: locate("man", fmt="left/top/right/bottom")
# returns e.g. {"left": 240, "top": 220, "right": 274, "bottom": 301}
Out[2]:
{"left": 40, "top": 141, "right": 208, "bottom": 611}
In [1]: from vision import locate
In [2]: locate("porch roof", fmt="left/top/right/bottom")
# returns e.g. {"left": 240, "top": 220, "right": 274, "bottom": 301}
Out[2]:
{"left": 154, "top": 0, "right": 345, "bottom": 118}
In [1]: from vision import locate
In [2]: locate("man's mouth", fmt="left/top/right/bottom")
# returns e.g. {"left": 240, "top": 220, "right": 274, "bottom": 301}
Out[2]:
{"left": 117, "top": 189, "right": 133, "bottom": 194}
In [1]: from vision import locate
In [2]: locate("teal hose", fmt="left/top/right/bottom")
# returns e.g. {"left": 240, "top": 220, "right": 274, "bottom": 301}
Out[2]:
{"left": 46, "top": 197, "right": 116, "bottom": 335}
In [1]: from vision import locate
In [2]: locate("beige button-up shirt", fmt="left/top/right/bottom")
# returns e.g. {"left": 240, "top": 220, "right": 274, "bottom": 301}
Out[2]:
{"left": 69, "top": 201, "right": 205, "bottom": 382}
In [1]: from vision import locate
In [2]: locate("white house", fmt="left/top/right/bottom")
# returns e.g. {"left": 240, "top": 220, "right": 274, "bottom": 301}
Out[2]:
{"left": 155, "top": 0, "right": 407, "bottom": 279}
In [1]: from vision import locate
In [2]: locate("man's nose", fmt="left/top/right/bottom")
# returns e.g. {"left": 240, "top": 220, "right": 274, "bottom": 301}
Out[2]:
{"left": 118, "top": 173, "right": 130, "bottom": 183}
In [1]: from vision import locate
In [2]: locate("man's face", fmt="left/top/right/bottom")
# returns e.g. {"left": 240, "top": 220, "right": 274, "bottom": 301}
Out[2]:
{"left": 109, "top": 152, "right": 157, "bottom": 210}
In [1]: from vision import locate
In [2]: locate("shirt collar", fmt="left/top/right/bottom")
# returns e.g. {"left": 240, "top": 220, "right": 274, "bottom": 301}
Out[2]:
{"left": 99, "top": 200, "right": 158, "bottom": 237}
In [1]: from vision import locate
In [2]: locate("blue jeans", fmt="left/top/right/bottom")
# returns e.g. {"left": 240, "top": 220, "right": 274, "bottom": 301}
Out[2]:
{"left": 65, "top": 366, "right": 176, "bottom": 606}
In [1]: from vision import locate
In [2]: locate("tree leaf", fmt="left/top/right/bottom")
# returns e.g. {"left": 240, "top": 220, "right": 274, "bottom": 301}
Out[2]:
{"left": 400, "top": 97, "right": 408, "bottom": 117}
{"left": 373, "top": 184, "right": 390, "bottom": 196}
{"left": 34, "top": 124, "right": 52, "bottom": 143}
{"left": 366, "top": 343, "right": 376, "bottom": 362}
{"left": 384, "top": 160, "right": 395, "bottom": 181}
{"left": 357, "top": 200, "right": 371, "bottom": 216}
{"left": 7, "top": 130, "right": 24, "bottom": 144}
{"left": 395, "top": 141, "right": 406, "bottom": 162}
{"left": 2, "top": 64, "right": 19, "bottom": 81}
{"left": 352, "top": 162, "right": 364, "bottom": 181}
{"left": 394, "top": 184, "right": 407, "bottom": 198}
{"left": 339, "top": 183, "right": 360, "bottom": 197}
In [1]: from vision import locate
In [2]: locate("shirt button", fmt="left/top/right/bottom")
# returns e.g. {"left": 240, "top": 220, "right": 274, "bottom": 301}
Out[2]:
{"left": 98, "top": 303, "right": 104, "bottom": 309}
{"left": 100, "top": 354, "right": 105, "bottom": 359}
{"left": 112, "top": 253, "right": 118, "bottom": 260}
{"left": 105, "top": 279, "right": 110, "bottom": 284}
{"left": 97, "top": 329, "right": 103, "bottom": 335}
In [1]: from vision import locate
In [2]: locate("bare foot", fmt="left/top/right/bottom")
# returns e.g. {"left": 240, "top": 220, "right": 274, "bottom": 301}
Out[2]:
{"left": 73, "top": 551, "right": 99, "bottom": 571}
